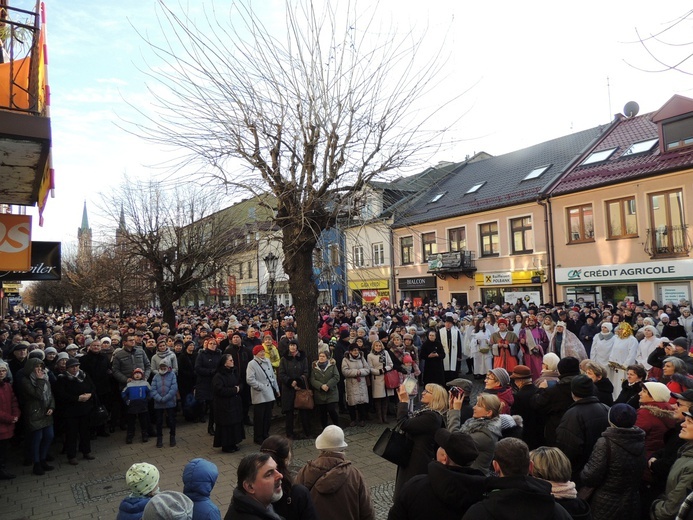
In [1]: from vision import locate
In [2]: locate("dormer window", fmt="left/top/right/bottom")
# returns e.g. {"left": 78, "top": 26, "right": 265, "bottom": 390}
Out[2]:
{"left": 663, "top": 116, "right": 693, "bottom": 151}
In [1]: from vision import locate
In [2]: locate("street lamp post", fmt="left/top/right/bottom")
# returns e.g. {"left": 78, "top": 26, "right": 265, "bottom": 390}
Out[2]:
{"left": 263, "top": 252, "right": 278, "bottom": 337}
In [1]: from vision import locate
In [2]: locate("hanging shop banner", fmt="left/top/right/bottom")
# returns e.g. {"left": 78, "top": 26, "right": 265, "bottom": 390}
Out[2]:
{"left": 0, "top": 241, "right": 60, "bottom": 281}
{"left": 0, "top": 214, "right": 32, "bottom": 271}
{"left": 555, "top": 259, "right": 693, "bottom": 284}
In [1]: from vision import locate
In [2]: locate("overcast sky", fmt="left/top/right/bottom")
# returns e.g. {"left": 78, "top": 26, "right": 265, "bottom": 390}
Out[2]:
{"left": 20, "top": 0, "right": 693, "bottom": 245}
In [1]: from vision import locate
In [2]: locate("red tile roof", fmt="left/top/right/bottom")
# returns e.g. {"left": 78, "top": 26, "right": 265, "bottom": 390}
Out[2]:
{"left": 550, "top": 113, "right": 693, "bottom": 195}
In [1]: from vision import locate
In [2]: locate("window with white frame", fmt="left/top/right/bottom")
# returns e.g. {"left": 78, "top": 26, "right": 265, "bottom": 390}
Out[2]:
{"left": 353, "top": 245, "right": 365, "bottom": 267}
{"left": 372, "top": 243, "right": 385, "bottom": 266}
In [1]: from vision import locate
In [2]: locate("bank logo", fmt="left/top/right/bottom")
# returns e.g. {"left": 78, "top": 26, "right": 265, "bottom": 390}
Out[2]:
{"left": 567, "top": 269, "right": 582, "bottom": 280}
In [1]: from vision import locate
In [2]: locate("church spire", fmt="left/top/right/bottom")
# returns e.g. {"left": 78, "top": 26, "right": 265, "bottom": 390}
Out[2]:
{"left": 80, "top": 200, "right": 89, "bottom": 230}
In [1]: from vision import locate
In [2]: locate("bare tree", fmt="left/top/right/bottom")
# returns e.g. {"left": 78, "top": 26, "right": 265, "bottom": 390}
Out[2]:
{"left": 130, "top": 1, "right": 459, "bottom": 358}
{"left": 630, "top": 9, "right": 693, "bottom": 75}
{"left": 101, "top": 178, "right": 235, "bottom": 327}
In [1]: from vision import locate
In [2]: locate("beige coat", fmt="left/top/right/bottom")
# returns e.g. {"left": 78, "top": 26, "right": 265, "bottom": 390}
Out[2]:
{"left": 367, "top": 350, "right": 393, "bottom": 399}
{"left": 341, "top": 353, "right": 370, "bottom": 406}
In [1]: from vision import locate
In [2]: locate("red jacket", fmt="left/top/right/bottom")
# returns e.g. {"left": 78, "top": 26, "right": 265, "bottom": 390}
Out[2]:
{"left": 0, "top": 379, "right": 20, "bottom": 440}
{"left": 635, "top": 401, "right": 677, "bottom": 459}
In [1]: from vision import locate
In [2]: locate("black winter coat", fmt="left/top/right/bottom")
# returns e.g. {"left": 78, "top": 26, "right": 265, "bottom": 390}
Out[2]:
{"left": 278, "top": 351, "right": 309, "bottom": 413}
{"left": 78, "top": 351, "right": 112, "bottom": 397}
{"left": 224, "top": 488, "right": 284, "bottom": 520}
{"left": 388, "top": 461, "right": 486, "bottom": 520}
{"left": 54, "top": 371, "right": 96, "bottom": 419}
{"left": 212, "top": 366, "right": 243, "bottom": 427}
{"left": 511, "top": 383, "right": 543, "bottom": 449}
{"left": 462, "top": 476, "right": 572, "bottom": 520}
{"left": 176, "top": 350, "right": 197, "bottom": 397}
{"left": 420, "top": 338, "right": 446, "bottom": 386}
{"left": 555, "top": 396, "right": 610, "bottom": 482}
{"left": 393, "top": 403, "right": 444, "bottom": 500}
{"left": 580, "top": 426, "right": 647, "bottom": 520}
{"left": 195, "top": 348, "right": 222, "bottom": 401}
{"left": 532, "top": 374, "right": 578, "bottom": 445}
{"left": 614, "top": 380, "right": 641, "bottom": 409}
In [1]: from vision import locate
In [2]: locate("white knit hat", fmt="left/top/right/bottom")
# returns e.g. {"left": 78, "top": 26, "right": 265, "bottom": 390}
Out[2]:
{"left": 315, "top": 425, "right": 348, "bottom": 451}
{"left": 643, "top": 382, "right": 672, "bottom": 403}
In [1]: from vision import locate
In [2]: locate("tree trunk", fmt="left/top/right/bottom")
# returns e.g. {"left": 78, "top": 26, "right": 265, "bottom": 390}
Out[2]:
{"left": 282, "top": 235, "right": 319, "bottom": 364}
{"left": 159, "top": 289, "right": 177, "bottom": 329}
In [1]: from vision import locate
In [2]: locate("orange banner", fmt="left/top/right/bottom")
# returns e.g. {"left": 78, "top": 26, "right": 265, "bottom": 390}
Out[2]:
{"left": 0, "top": 214, "right": 32, "bottom": 270}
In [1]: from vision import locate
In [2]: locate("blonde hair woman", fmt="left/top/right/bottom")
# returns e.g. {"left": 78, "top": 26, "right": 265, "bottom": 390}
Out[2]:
{"left": 392, "top": 383, "right": 447, "bottom": 500}
{"left": 530, "top": 446, "right": 590, "bottom": 518}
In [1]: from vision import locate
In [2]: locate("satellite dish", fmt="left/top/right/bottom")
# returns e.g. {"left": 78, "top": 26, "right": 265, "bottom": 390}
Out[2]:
{"left": 623, "top": 101, "right": 640, "bottom": 118}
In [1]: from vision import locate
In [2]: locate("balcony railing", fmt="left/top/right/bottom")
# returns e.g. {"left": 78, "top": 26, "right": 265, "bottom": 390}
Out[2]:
{"left": 645, "top": 225, "right": 692, "bottom": 257}
{"left": 0, "top": 3, "right": 46, "bottom": 114}
{"left": 427, "top": 250, "right": 476, "bottom": 279}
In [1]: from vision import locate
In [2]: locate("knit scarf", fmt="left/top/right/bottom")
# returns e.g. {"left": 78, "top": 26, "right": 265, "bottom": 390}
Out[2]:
{"left": 547, "top": 480, "right": 577, "bottom": 499}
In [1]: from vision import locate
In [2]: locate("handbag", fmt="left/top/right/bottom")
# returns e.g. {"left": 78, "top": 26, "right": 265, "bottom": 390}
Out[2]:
{"left": 294, "top": 376, "right": 314, "bottom": 410}
{"left": 90, "top": 404, "right": 110, "bottom": 428}
{"left": 384, "top": 369, "right": 400, "bottom": 389}
{"left": 373, "top": 419, "right": 413, "bottom": 466}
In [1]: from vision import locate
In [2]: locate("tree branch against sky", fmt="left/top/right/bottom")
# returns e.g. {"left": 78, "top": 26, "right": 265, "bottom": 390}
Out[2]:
{"left": 124, "top": 0, "right": 461, "bottom": 358}
{"left": 100, "top": 178, "right": 233, "bottom": 327}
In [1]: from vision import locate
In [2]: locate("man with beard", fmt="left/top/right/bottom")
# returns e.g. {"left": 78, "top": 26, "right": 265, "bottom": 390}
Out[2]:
{"left": 225, "top": 453, "right": 284, "bottom": 520}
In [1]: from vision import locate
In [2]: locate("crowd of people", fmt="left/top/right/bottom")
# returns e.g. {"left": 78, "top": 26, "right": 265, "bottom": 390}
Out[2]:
{"left": 2, "top": 296, "right": 693, "bottom": 518}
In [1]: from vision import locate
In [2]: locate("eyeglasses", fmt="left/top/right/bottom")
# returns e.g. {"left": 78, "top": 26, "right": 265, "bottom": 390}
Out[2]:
{"left": 421, "top": 389, "right": 431, "bottom": 395}
{"left": 485, "top": 375, "right": 497, "bottom": 381}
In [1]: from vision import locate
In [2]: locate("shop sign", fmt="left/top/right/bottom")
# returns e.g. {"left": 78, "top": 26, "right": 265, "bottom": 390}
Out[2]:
{"left": 504, "top": 291, "right": 541, "bottom": 306}
{"left": 397, "top": 276, "right": 437, "bottom": 290}
{"left": 556, "top": 260, "right": 693, "bottom": 284}
{"left": 348, "top": 279, "right": 389, "bottom": 290}
{"left": 362, "top": 289, "right": 390, "bottom": 304}
{"left": 481, "top": 272, "right": 512, "bottom": 285}
{"left": 0, "top": 214, "right": 32, "bottom": 271}
{"left": 0, "top": 241, "right": 60, "bottom": 281}
{"left": 661, "top": 285, "right": 689, "bottom": 304}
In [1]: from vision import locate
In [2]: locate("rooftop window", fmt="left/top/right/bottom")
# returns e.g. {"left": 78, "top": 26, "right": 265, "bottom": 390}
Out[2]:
{"left": 429, "top": 192, "right": 446, "bottom": 203}
{"left": 580, "top": 147, "right": 618, "bottom": 166}
{"left": 663, "top": 116, "right": 693, "bottom": 151}
{"left": 523, "top": 164, "right": 551, "bottom": 181}
{"left": 622, "top": 138, "right": 658, "bottom": 157}
{"left": 465, "top": 182, "right": 485, "bottom": 194}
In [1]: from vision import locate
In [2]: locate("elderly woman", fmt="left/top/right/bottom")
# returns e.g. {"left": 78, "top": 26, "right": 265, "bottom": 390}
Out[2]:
{"left": 309, "top": 350, "right": 340, "bottom": 429}
{"left": 483, "top": 368, "right": 514, "bottom": 414}
{"left": 580, "top": 403, "right": 646, "bottom": 520}
{"left": 20, "top": 358, "right": 55, "bottom": 476}
{"left": 449, "top": 393, "right": 503, "bottom": 476}
{"left": 637, "top": 325, "right": 660, "bottom": 371}
{"left": 393, "top": 383, "right": 447, "bottom": 499}
{"left": 530, "top": 446, "right": 591, "bottom": 519}
{"left": 636, "top": 381, "right": 678, "bottom": 460}
{"left": 614, "top": 364, "right": 646, "bottom": 409}
{"left": 661, "top": 356, "right": 693, "bottom": 405}
{"left": 535, "top": 352, "right": 561, "bottom": 388}
{"left": 581, "top": 360, "right": 613, "bottom": 406}
{"left": 341, "top": 344, "right": 371, "bottom": 427}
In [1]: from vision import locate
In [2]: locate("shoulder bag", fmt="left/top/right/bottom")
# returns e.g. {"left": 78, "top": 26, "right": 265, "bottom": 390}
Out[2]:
{"left": 294, "top": 375, "right": 314, "bottom": 410}
{"left": 384, "top": 369, "right": 400, "bottom": 389}
{"left": 373, "top": 418, "right": 413, "bottom": 467}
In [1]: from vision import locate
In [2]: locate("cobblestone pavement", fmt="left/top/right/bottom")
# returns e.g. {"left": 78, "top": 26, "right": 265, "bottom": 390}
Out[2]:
{"left": 0, "top": 375, "right": 483, "bottom": 519}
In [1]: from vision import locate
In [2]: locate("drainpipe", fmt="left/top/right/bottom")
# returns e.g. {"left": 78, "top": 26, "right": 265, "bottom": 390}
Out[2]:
{"left": 538, "top": 198, "right": 556, "bottom": 305}
{"left": 389, "top": 225, "right": 396, "bottom": 306}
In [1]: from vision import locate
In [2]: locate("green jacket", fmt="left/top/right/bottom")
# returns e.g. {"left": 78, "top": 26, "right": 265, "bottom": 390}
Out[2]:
{"left": 309, "top": 359, "right": 340, "bottom": 405}
{"left": 19, "top": 358, "right": 55, "bottom": 432}
{"left": 652, "top": 442, "right": 693, "bottom": 520}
